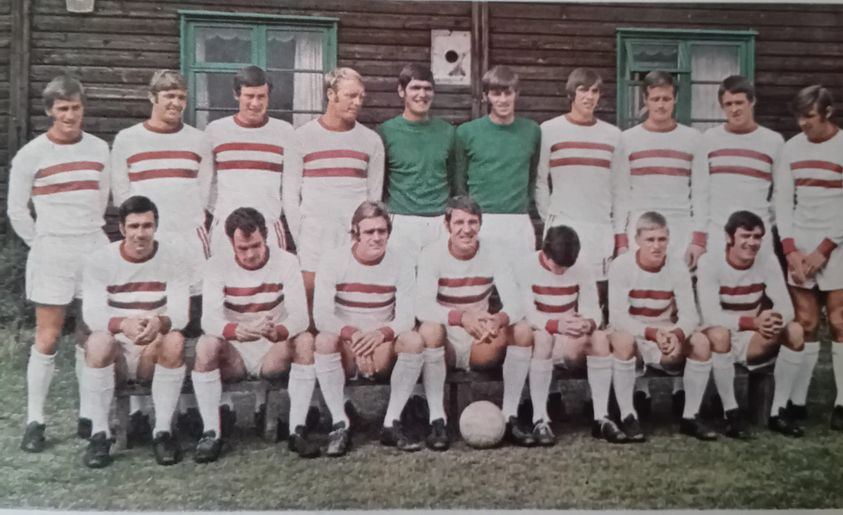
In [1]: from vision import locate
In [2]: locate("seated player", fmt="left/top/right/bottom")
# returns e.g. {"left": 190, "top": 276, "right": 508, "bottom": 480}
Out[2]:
{"left": 517, "top": 225, "right": 628, "bottom": 445}
{"left": 416, "top": 196, "right": 533, "bottom": 450}
{"left": 609, "top": 211, "right": 716, "bottom": 441}
{"left": 192, "top": 207, "right": 316, "bottom": 462}
{"left": 697, "top": 210, "right": 806, "bottom": 437}
{"left": 80, "top": 196, "right": 189, "bottom": 468}
{"left": 312, "top": 201, "right": 424, "bottom": 455}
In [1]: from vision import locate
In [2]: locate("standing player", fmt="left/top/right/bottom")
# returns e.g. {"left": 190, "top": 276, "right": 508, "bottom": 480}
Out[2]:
{"left": 312, "top": 201, "right": 425, "bottom": 455}
{"left": 609, "top": 212, "right": 717, "bottom": 441}
{"left": 204, "top": 66, "right": 300, "bottom": 257}
{"left": 192, "top": 207, "right": 316, "bottom": 462}
{"left": 7, "top": 76, "right": 110, "bottom": 452}
{"left": 80, "top": 196, "right": 189, "bottom": 467}
{"left": 535, "top": 67, "right": 623, "bottom": 310}
{"left": 773, "top": 85, "right": 843, "bottom": 429}
{"left": 517, "top": 225, "right": 628, "bottom": 445}
{"left": 284, "top": 67, "right": 385, "bottom": 304}
{"left": 379, "top": 64, "right": 456, "bottom": 261}
{"left": 697, "top": 210, "right": 805, "bottom": 437}
{"left": 697, "top": 75, "right": 783, "bottom": 259}
{"left": 453, "top": 66, "right": 540, "bottom": 266}
{"left": 416, "top": 196, "right": 533, "bottom": 450}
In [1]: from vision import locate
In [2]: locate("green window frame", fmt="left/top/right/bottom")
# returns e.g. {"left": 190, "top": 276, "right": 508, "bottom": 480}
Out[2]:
{"left": 179, "top": 10, "right": 338, "bottom": 128}
{"left": 616, "top": 28, "right": 756, "bottom": 130}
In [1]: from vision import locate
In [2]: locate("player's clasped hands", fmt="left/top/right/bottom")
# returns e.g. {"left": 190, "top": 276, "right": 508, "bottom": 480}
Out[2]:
{"left": 121, "top": 314, "right": 161, "bottom": 346}
{"left": 557, "top": 312, "right": 591, "bottom": 338}
{"left": 755, "top": 309, "right": 784, "bottom": 339}
{"left": 654, "top": 328, "right": 678, "bottom": 355}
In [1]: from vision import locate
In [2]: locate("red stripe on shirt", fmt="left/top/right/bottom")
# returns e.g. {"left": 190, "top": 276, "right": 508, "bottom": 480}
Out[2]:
{"left": 128, "top": 168, "right": 198, "bottom": 181}
{"left": 224, "top": 295, "right": 284, "bottom": 313}
{"left": 629, "top": 305, "right": 673, "bottom": 317}
{"left": 335, "top": 296, "right": 395, "bottom": 309}
{"left": 535, "top": 299, "right": 577, "bottom": 314}
{"left": 108, "top": 297, "right": 167, "bottom": 310}
{"left": 629, "top": 289, "right": 674, "bottom": 300}
{"left": 630, "top": 167, "right": 690, "bottom": 177}
{"left": 127, "top": 151, "right": 201, "bottom": 165}
{"left": 549, "top": 157, "right": 611, "bottom": 169}
{"left": 107, "top": 281, "right": 166, "bottom": 294}
{"left": 532, "top": 285, "right": 579, "bottom": 296}
{"left": 710, "top": 166, "right": 771, "bottom": 181}
{"left": 214, "top": 143, "right": 283, "bottom": 155}
{"left": 224, "top": 283, "right": 284, "bottom": 296}
{"left": 216, "top": 160, "right": 283, "bottom": 172}
{"left": 795, "top": 178, "right": 843, "bottom": 189}
{"left": 303, "top": 150, "right": 370, "bottom": 163}
{"left": 791, "top": 160, "right": 843, "bottom": 174}
{"left": 303, "top": 167, "right": 366, "bottom": 178}
{"left": 551, "top": 141, "right": 615, "bottom": 153}
{"left": 32, "top": 180, "right": 100, "bottom": 196}
{"left": 438, "top": 277, "right": 493, "bottom": 287}
{"left": 336, "top": 283, "right": 396, "bottom": 294}
{"left": 36, "top": 161, "right": 105, "bottom": 179}
{"left": 628, "top": 149, "right": 693, "bottom": 161}
{"left": 708, "top": 148, "right": 773, "bottom": 164}
{"left": 437, "top": 287, "right": 494, "bottom": 305}
{"left": 721, "top": 299, "right": 762, "bottom": 311}
{"left": 719, "top": 283, "right": 764, "bottom": 296}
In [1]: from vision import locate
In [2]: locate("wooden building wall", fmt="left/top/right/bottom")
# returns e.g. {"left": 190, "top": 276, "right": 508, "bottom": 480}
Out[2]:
{"left": 0, "top": 0, "right": 11, "bottom": 212}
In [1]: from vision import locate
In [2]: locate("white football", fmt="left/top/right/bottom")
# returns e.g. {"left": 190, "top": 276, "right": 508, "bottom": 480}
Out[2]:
{"left": 459, "top": 400, "right": 506, "bottom": 448}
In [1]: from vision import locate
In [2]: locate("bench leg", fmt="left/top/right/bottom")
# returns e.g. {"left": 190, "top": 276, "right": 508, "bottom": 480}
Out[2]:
{"left": 114, "top": 396, "right": 130, "bottom": 451}
{"left": 748, "top": 372, "right": 774, "bottom": 426}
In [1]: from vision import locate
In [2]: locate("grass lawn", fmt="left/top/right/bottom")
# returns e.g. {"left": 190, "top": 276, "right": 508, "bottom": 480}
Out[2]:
{"left": 1, "top": 329, "right": 842, "bottom": 511}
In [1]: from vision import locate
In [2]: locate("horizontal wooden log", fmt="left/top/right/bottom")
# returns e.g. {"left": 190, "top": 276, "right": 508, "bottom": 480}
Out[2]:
{"left": 338, "top": 43, "right": 430, "bottom": 61}
{"left": 32, "top": 32, "right": 180, "bottom": 52}
{"left": 31, "top": 48, "right": 179, "bottom": 68}
{"left": 339, "top": 28, "right": 431, "bottom": 46}
{"left": 490, "top": 33, "right": 615, "bottom": 52}
{"left": 489, "top": 49, "right": 615, "bottom": 68}
{"left": 33, "top": 15, "right": 178, "bottom": 35}
{"left": 31, "top": 65, "right": 161, "bottom": 84}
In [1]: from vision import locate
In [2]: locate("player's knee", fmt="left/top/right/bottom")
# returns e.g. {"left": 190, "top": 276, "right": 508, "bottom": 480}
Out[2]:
{"left": 686, "top": 331, "right": 711, "bottom": 361}
{"left": 292, "top": 332, "right": 315, "bottom": 364}
{"left": 395, "top": 331, "right": 424, "bottom": 354}
{"left": 828, "top": 310, "right": 843, "bottom": 342}
{"left": 589, "top": 330, "right": 610, "bottom": 356}
{"left": 781, "top": 321, "right": 805, "bottom": 351}
{"left": 34, "top": 325, "right": 63, "bottom": 354}
{"left": 610, "top": 330, "right": 635, "bottom": 360}
{"left": 314, "top": 332, "right": 340, "bottom": 354}
{"left": 795, "top": 311, "right": 820, "bottom": 339}
{"left": 532, "top": 330, "right": 553, "bottom": 360}
{"left": 85, "top": 331, "right": 116, "bottom": 367}
{"left": 418, "top": 322, "right": 445, "bottom": 348}
{"left": 157, "top": 332, "right": 185, "bottom": 368}
{"left": 511, "top": 321, "right": 533, "bottom": 348}
{"left": 194, "top": 335, "right": 223, "bottom": 370}
{"left": 704, "top": 326, "right": 731, "bottom": 354}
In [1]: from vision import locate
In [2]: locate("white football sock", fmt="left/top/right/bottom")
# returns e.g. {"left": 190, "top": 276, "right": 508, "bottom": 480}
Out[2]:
{"left": 151, "top": 364, "right": 185, "bottom": 435}
{"left": 288, "top": 363, "right": 316, "bottom": 432}
{"left": 712, "top": 351, "right": 738, "bottom": 412}
{"left": 75, "top": 344, "right": 90, "bottom": 420}
{"left": 529, "top": 358, "right": 553, "bottom": 424}
{"left": 634, "top": 376, "right": 650, "bottom": 398}
{"left": 613, "top": 357, "right": 637, "bottom": 419}
{"left": 501, "top": 346, "right": 531, "bottom": 419}
{"left": 26, "top": 348, "right": 56, "bottom": 425}
{"left": 314, "top": 353, "right": 348, "bottom": 428}
{"left": 384, "top": 352, "right": 424, "bottom": 427}
{"left": 790, "top": 340, "right": 819, "bottom": 406}
{"left": 832, "top": 342, "right": 843, "bottom": 407}
{"left": 682, "top": 358, "right": 712, "bottom": 419}
{"left": 587, "top": 355, "right": 613, "bottom": 420}
{"left": 83, "top": 364, "right": 114, "bottom": 438}
{"left": 772, "top": 345, "right": 804, "bottom": 415}
{"left": 192, "top": 369, "right": 222, "bottom": 435}
{"left": 423, "top": 347, "right": 447, "bottom": 423}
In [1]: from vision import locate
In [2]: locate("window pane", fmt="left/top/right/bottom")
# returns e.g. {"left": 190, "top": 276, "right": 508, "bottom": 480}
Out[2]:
{"left": 691, "top": 44, "right": 739, "bottom": 81}
{"left": 266, "top": 30, "right": 323, "bottom": 70}
{"left": 195, "top": 72, "right": 238, "bottom": 129}
{"left": 628, "top": 41, "right": 680, "bottom": 70}
{"left": 195, "top": 27, "right": 251, "bottom": 64}
{"left": 267, "top": 70, "right": 294, "bottom": 112}
{"left": 691, "top": 83, "right": 724, "bottom": 126}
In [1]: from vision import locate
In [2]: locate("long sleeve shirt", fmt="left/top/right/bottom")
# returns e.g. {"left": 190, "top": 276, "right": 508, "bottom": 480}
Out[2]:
{"left": 313, "top": 244, "right": 415, "bottom": 340}
{"left": 8, "top": 132, "right": 110, "bottom": 245}
{"left": 82, "top": 241, "right": 189, "bottom": 334}
{"left": 110, "top": 122, "right": 213, "bottom": 233}
{"left": 201, "top": 248, "right": 308, "bottom": 342}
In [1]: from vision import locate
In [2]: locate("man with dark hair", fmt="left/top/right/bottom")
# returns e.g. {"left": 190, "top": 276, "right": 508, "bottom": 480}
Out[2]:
{"left": 696, "top": 75, "right": 783, "bottom": 259}
{"left": 454, "top": 65, "right": 540, "bottom": 267}
{"left": 192, "top": 207, "right": 316, "bottom": 462}
{"left": 773, "top": 84, "right": 843, "bottom": 429}
{"left": 312, "top": 201, "right": 425, "bottom": 455}
{"left": 609, "top": 212, "right": 717, "bottom": 442}
{"left": 8, "top": 75, "right": 111, "bottom": 453}
{"left": 80, "top": 196, "right": 189, "bottom": 467}
{"left": 697, "top": 210, "right": 805, "bottom": 437}
{"left": 416, "top": 196, "right": 534, "bottom": 450}
{"left": 516, "top": 225, "right": 628, "bottom": 445}
{"left": 204, "top": 65, "right": 301, "bottom": 257}
{"left": 379, "top": 64, "right": 456, "bottom": 262}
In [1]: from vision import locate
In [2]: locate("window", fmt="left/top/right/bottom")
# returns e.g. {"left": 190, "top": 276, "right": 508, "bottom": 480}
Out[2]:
{"left": 180, "top": 10, "right": 337, "bottom": 129}
{"left": 616, "top": 28, "right": 756, "bottom": 130}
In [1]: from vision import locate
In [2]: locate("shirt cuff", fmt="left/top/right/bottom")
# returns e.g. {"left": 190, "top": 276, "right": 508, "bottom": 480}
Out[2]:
{"left": 108, "top": 317, "right": 124, "bottom": 335}
{"left": 495, "top": 312, "right": 510, "bottom": 327}
{"left": 447, "top": 310, "right": 464, "bottom": 327}
{"left": 691, "top": 231, "right": 707, "bottom": 249}
{"left": 614, "top": 233, "right": 629, "bottom": 253}
{"left": 738, "top": 316, "right": 756, "bottom": 331}
{"left": 222, "top": 323, "right": 238, "bottom": 340}
{"left": 378, "top": 327, "right": 396, "bottom": 341}
{"left": 545, "top": 319, "right": 560, "bottom": 334}
{"left": 644, "top": 326, "right": 659, "bottom": 341}
{"left": 274, "top": 324, "right": 289, "bottom": 342}
{"left": 781, "top": 238, "right": 797, "bottom": 256}
{"left": 340, "top": 325, "right": 358, "bottom": 342}
{"left": 817, "top": 238, "right": 838, "bottom": 259}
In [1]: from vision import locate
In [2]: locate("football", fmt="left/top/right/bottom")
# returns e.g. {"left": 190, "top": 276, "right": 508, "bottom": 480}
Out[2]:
{"left": 459, "top": 400, "right": 506, "bottom": 448}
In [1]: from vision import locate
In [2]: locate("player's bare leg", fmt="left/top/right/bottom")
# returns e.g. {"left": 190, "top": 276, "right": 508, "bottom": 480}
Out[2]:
{"left": 788, "top": 286, "right": 821, "bottom": 419}
{"left": 679, "top": 332, "right": 717, "bottom": 440}
{"left": 418, "top": 321, "right": 449, "bottom": 450}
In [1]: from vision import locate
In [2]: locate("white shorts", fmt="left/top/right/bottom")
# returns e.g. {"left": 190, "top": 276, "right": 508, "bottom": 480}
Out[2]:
{"left": 627, "top": 211, "right": 693, "bottom": 262}
{"left": 549, "top": 334, "right": 583, "bottom": 368}
{"left": 158, "top": 228, "right": 210, "bottom": 296}
{"left": 478, "top": 213, "right": 536, "bottom": 268}
{"left": 296, "top": 215, "right": 351, "bottom": 272}
{"left": 545, "top": 216, "right": 613, "bottom": 281}
{"left": 446, "top": 326, "right": 474, "bottom": 371}
{"left": 116, "top": 334, "right": 143, "bottom": 382}
{"left": 210, "top": 216, "right": 288, "bottom": 259}
{"left": 707, "top": 221, "right": 775, "bottom": 265}
{"left": 729, "top": 329, "right": 774, "bottom": 371}
{"left": 230, "top": 338, "right": 274, "bottom": 378}
{"left": 635, "top": 337, "right": 682, "bottom": 375}
{"left": 786, "top": 229, "right": 843, "bottom": 291}
{"left": 26, "top": 231, "right": 109, "bottom": 305}
{"left": 388, "top": 214, "right": 445, "bottom": 265}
